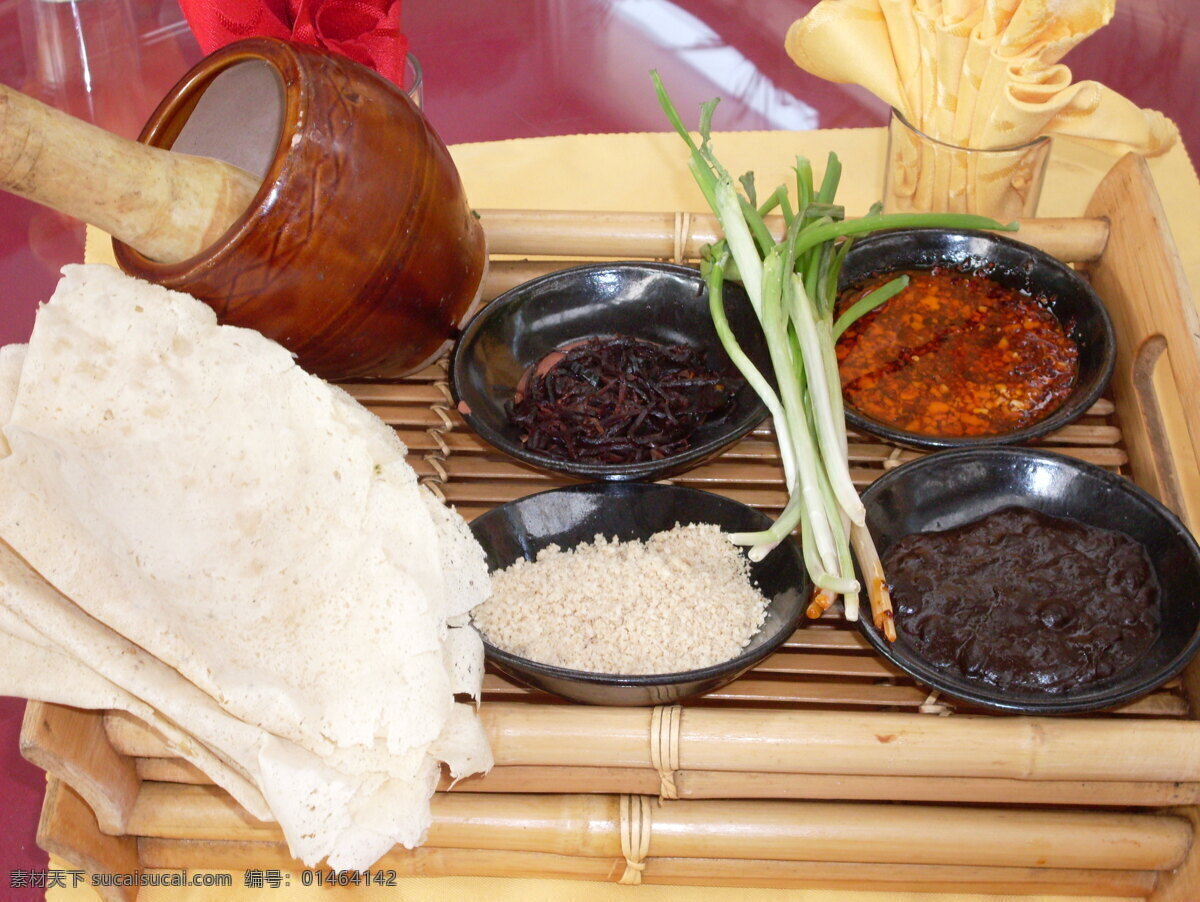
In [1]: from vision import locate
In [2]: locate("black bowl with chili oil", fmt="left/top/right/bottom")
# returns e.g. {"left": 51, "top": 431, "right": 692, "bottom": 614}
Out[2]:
{"left": 858, "top": 447, "right": 1200, "bottom": 714}
{"left": 450, "top": 262, "right": 772, "bottom": 481}
{"left": 836, "top": 229, "right": 1115, "bottom": 451}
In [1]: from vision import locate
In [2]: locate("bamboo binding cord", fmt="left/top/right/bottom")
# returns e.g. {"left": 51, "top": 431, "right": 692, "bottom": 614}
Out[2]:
{"left": 650, "top": 705, "right": 683, "bottom": 800}
{"left": 618, "top": 794, "right": 654, "bottom": 884}
{"left": 418, "top": 359, "right": 455, "bottom": 502}
{"left": 918, "top": 690, "right": 952, "bottom": 715}
{"left": 0, "top": 84, "right": 258, "bottom": 263}
{"left": 672, "top": 211, "right": 693, "bottom": 264}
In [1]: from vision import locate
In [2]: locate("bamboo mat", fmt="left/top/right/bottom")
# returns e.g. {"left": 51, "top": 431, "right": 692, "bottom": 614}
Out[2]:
{"left": 348, "top": 364, "right": 1189, "bottom": 720}
{"left": 62, "top": 126, "right": 1200, "bottom": 902}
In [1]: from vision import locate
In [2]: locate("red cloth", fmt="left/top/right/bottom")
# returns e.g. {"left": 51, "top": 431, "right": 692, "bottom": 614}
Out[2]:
{"left": 177, "top": 0, "right": 409, "bottom": 87}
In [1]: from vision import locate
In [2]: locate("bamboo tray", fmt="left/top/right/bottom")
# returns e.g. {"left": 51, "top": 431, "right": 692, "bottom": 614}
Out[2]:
{"left": 21, "top": 153, "right": 1200, "bottom": 901}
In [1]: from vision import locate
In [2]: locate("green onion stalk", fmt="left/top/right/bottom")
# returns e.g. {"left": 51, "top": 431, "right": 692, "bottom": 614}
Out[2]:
{"left": 652, "top": 71, "right": 1016, "bottom": 639}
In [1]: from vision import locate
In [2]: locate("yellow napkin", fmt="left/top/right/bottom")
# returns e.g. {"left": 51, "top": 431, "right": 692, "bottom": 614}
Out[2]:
{"left": 785, "top": 0, "right": 1178, "bottom": 155}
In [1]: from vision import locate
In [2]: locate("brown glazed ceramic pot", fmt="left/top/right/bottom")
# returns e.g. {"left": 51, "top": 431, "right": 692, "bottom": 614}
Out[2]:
{"left": 114, "top": 38, "right": 487, "bottom": 380}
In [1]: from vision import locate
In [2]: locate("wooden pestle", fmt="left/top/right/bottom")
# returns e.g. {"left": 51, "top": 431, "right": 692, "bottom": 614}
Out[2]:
{"left": 0, "top": 83, "right": 260, "bottom": 264}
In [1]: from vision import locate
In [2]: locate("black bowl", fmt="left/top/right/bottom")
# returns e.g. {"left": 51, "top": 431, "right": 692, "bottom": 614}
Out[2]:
{"left": 837, "top": 228, "right": 1116, "bottom": 451}
{"left": 450, "top": 261, "right": 772, "bottom": 481}
{"left": 468, "top": 482, "right": 809, "bottom": 705}
{"left": 859, "top": 447, "right": 1200, "bottom": 713}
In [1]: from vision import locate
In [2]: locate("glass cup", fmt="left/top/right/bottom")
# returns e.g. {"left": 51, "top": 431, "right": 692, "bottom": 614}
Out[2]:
{"left": 18, "top": 0, "right": 150, "bottom": 139}
{"left": 403, "top": 52, "right": 423, "bottom": 109}
{"left": 882, "top": 108, "right": 1051, "bottom": 221}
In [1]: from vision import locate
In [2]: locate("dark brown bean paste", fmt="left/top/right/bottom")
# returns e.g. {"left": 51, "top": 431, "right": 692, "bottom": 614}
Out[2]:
{"left": 884, "top": 507, "right": 1160, "bottom": 693}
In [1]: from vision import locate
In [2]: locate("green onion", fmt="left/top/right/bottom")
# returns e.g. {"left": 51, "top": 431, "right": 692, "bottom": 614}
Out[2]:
{"left": 833, "top": 275, "right": 909, "bottom": 341}
{"left": 652, "top": 70, "right": 1017, "bottom": 640}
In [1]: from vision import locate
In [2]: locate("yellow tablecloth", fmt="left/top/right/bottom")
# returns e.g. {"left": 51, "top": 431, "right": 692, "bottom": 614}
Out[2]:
{"left": 59, "top": 127, "right": 1200, "bottom": 902}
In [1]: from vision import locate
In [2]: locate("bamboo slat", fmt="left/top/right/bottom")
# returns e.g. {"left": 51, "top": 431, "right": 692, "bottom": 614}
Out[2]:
{"left": 38, "top": 779, "right": 138, "bottom": 902}
{"left": 343, "top": 379, "right": 1114, "bottom": 420}
{"left": 445, "top": 768, "right": 1200, "bottom": 807}
{"left": 345, "top": 375, "right": 1131, "bottom": 498}
{"left": 1153, "top": 807, "right": 1200, "bottom": 902}
{"left": 124, "top": 782, "right": 1189, "bottom": 872}
{"left": 1083, "top": 150, "right": 1200, "bottom": 902}
{"left": 137, "top": 757, "right": 209, "bottom": 785}
{"left": 478, "top": 674, "right": 927, "bottom": 706}
{"left": 476, "top": 210, "right": 1109, "bottom": 265}
{"left": 750, "top": 651, "right": 901, "bottom": 678}
{"left": 21, "top": 701, "right": 139, "bottom": 836}
{"left": 134, "top": 758, "right": 1200, "bottom": 809}
{"left": 438, "top": 438, "right": 1129, "bottom": 471}
{"left": 136, "top": 838, "right": 1158, "bottom": 896}
{"left": 782, "top": 627, "right": 872, "bottom": 651}
{"left": 420, "top": 447, "right": 1130, "bottom": 487}
{"left": 104, "top": 711, "right": 171, "bottom": 760}
{"left": 356, "top": 409, "right": 1130, "bottom": 493}
{"left": 473, "top": 704, "right": 1200, "bottom": 780}
{"left": 104, "top": 700, "right": 1200, "bottom": 784}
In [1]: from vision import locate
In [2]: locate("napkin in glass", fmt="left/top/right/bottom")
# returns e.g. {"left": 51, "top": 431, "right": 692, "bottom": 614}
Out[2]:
{"left": 785, "top": 0, "right": 1178, "bottom": 156}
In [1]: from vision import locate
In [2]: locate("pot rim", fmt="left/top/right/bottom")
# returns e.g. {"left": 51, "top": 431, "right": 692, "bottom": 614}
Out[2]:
{"left": 112, "top": 38, "right": 305, "bottom": 281}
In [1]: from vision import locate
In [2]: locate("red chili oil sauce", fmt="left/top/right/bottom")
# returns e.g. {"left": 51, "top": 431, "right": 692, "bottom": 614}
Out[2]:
{"left": 835, "top": 268, "right": 1079, "bottom": 437}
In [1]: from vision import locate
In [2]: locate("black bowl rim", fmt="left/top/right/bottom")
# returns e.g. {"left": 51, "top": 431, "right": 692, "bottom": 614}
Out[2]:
{"left": 857, "top": 445, "right": 1200, "bottom": 713}
{"left": 449, "top": 261, "right": 769, "bottom": 482}
{"left": 839, "top": 228, "right": 1117, "bottom": 451}
{"left": 471, "top": 481, "right": 809, "bottom": 687}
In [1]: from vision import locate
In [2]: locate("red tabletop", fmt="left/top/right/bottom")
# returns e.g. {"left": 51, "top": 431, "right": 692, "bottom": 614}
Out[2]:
{"left": 0, "top": 0, "right": 1197, "bottom": 893}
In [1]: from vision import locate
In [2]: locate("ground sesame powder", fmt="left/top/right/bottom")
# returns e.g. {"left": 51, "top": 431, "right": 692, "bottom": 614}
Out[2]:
{"left": 471, "top": 523, "right": 769, "bottom": 674}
